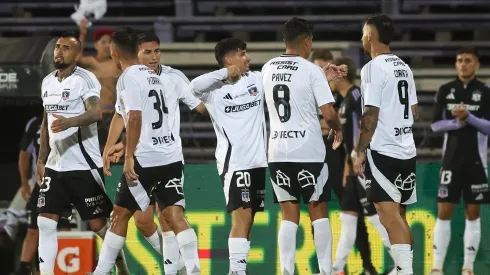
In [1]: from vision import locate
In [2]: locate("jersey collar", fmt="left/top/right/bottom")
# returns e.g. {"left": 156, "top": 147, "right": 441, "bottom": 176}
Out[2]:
{"left": 280, "top": 54, "right": 300, "bottom": 57}
{"left": 456, "top": 77, "right": 477, "bottom": 89}
{"left": 55, "top": 66, "right": 77, "bottom": 82}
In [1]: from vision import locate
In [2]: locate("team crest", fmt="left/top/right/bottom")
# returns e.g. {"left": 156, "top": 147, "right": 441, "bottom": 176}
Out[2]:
{"left": 438, "top": 186, "right": 448, "bottom": 198}
{"left": 37, "top": 193, "right": 45, "bottom": 207}
{"left": 62, "top": 91, "right": 70, "bottom": 100}
{"left": 241, "top": 190, "right": 250, "bottom": 202}
{"left": 248, "top": 86, "right": 258, "bottom": 96}
{"left": 472, "top": 90, "right": 481, "bottom": 102}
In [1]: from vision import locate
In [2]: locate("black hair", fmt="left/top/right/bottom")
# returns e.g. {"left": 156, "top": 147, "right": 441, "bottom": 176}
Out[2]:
{"left": 214, "top": 38, "right": 247, "bottom": 67}
{"left": 333, "top": 57, "right": 357, "bottom": 83}
{"left": 310, "top": 49, "right": 334, "bottom": 62}
{"left": 111, "top": 27, "right": 138, "bottom": 56}
{"left": 457, "top": 47, "right": 480, "bottom": 60}
{"left": 365, "top": 14, "right": 394, "bottom": 45}
{"left": 136, "top": 31, "right": 160, "bottom": 46}
{"left": 282, "top": 17, "right": 313, "bottom": 44}
{"left": 59, "top": 31, "right": 82, "bottom": 50}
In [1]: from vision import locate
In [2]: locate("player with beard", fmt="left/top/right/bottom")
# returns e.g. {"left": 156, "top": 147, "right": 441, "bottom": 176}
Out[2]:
{"left": 36, "top": 32, "right": 129, "bottom": 275}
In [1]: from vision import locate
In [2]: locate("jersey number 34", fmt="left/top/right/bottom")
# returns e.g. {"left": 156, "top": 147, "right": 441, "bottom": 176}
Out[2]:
{"left": 149, "top": 89, "right": 169, "bottom": 129}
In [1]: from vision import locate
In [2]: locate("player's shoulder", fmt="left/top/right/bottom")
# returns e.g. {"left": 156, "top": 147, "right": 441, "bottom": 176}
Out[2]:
{"left": 439, "top": 79, "right": 459, "bottom": 92}
{"left": 73, "top": 67, "right": 100, "bottom": 88}
{"left": 42, "top": 70, "right": 57, "bottom": 86}
{"left": 159, "top": 65, "right": 190, "bottom": 84}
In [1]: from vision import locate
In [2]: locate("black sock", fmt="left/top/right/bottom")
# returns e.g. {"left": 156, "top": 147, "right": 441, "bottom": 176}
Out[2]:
{"left": 17, "top": 261, "right": 32, "bottom": 275}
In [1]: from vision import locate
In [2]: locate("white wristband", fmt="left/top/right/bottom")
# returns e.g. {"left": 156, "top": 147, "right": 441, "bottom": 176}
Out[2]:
{"left": 350, "top": 150, "right": 358, "bottom": 159}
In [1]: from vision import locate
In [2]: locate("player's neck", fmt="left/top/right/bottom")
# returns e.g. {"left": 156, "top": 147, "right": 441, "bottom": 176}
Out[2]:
{"left": 119, "top": 58, "right": 139, "bottom": 71}
{"left": 56, "top": 64, "right": 77, "bottom": 81}
{"left": 337, "top": 82, "right": 354, "bottom": 97}
{"left": 458, "top": 75, "right": 476, "bottom": 86}
{"left": 285, "top": 48, "right": 306, "bottom": 59}
{"left": 370, "top": 44, "right": 391, "bottom": 59}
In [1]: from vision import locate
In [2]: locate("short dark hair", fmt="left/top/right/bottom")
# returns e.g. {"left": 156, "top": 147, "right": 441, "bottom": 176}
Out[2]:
{"left": 214, "top": 38, "right": 247, "bottom": 67}
{"left": 365, "top": 14, "right": 394, "bottom": 45}
{"left": 136, "top": 31, "right": 160, "bottom": 46}
{"left": 457, "top": 47, "right": 480, "bottom": 60}
{"left": 333, "top": 57, "right": 357, "bottom": 83}
{"left": 282, "top": 17, "right": 313, "bottom": 44}
{"left": 59, "top": 31, "right": 81, "bottom": 50}
{"left": 111, "top": 27, "right": 137, "bottom": 56}
{"left": 310, "top": 49, "right": 333, "bottom": 62}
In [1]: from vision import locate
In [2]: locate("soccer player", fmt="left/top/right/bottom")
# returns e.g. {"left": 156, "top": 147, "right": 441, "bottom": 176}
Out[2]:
{"left": 328, "top": 57, "right": 394, "bottom": 275}
{"left": 36, "top": 32, "right": 129, "bottom": 275}
{"left": 262, "top": 17, "right": 343, "bottom": 275}
{"left": 78, "top": 19, "right": 121, "bottom": 149}
{"left": 93, "top": 28, "right": 201, "bottom": 275}
{"left": 189, "top": 38, "right": 266, "bottom": 275}
{"left": 353, "top": 14, "right": 418, "bottom": 275}
{"left": 16, "top": 115, "right": 73, "bottom": 275}
{"left": 429, "top": 47, "right": 490, "bottom": 275}
{"left": 104, "top": 31, "right": 207, "bottom": 275}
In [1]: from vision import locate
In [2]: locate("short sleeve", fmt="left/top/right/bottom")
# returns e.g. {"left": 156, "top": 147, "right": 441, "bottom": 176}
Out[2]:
{"left": 120, "top": 74, "right": 143, "bottom": 112}
{"left": 363, "top": 62, "right": 385, "bottom": 108}
{"left": 172, "top": 71, "right": 202, "bottom": 110}
{"left": 310, "top": 65, "right": 335, "bottom": 107}
{"left": 80, "top": 70, "right": 102, "bottom": 101}
{"left": 409, "top": 74, "right": 418, "bottom": 106}
{"left": 351, "top": 88, "right": 363, "bottom": 118}
{"left": 19, "top": 118, "right": 37, "bottom": 152}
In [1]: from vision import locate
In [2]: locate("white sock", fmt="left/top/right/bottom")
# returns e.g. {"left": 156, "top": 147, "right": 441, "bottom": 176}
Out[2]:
{"left": 177, "top": 228, "right": 201, "bottom": 275}
{"left": 463, "top": 218, "right": 480, "bottom": 270}
{"left": 145, "top": 228, "right": 163, "bottom": 255}
{"left": 367, "top": 214, "right": 392, "bottom": 256}
{"left": 229, "top": 237, "right": 250, "bottom": 273}
{"left": 37, "top": 216, "right": 58, "bottom": 273}
{"left": 432, "top": 218, "right": 451, "bottom": 270}
{"left": 162, "top": 231, "right": 179, "bottom": 275}
{"left": 278, "top": 220, "right": 298, "bottom": 275}
{"left": 93, "top": 231, "right": 126, "bottom": 275}
{"left": 391, "top": 244, "right": 413, "bottom": 275}
{"left": 333, "top": 214, "right": 357, "bottom": 271}
{"left": 95, "top": 223, "right": 130, "bottom": 274}
{"left": 312, "top": 218, "right": 333, "bottom": 275}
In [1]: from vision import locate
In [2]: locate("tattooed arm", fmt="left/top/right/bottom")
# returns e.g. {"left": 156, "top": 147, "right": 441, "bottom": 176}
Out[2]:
{"left": 355, "top": 106, "right": 379, "bottom": 153}
{"left": 50, "top": 96, "right": 102, "bottom": 133}
{"left": 36, "top": 110, "right": 50, "bottom": 184}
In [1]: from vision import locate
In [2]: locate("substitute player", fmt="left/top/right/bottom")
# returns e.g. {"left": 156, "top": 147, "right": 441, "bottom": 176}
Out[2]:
{"left": 93, "top": 28, "right": 200, "bottom": 275}
{"left": 329, "top": 57, "right": 394, "bottom": 275}
{"left": 262, "top": 17, "right": 343, "bottom": 275}
{"left": 429, "top": 47, "right": 490, "bottom": 275}
{"left": 190, "top": 38, "right": 266, "bottom": 275}
{"left": 36, "top": 32, "right": 129, "bottom": 275}
{"left": 353, "top": 14, "right": 418, "bottom": 275}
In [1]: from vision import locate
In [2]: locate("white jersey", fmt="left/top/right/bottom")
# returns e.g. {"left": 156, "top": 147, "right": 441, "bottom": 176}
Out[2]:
{"left": 262, "top": 54, "right": 335, "bottom": 163}
{"left": 42, "top": 67, "right": 102, "bottom": 171}
{"left": 190, "top": 68, "right": 267, "bottom": 175}
{"left": 115, "top": 65, "right": 182, "bottom": 167}
{"left": 360, "top": 54, "right": 417, "bottom": 159}
{"left": 157, "top": 64, "right": 201, "bottom": 162}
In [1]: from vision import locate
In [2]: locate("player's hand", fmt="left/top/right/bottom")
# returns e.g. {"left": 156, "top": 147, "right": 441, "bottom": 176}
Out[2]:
{"left": 123, "top": 157, "right": 139, "bottom": 182}
{"left": 35, "top": 161, "right": 45, "bottom": 186}
{"left": 353, "top": 151, "right": 366, "bottom": 178}
{"left": 21, "top": 183, "right": 31, "bottom": 201}
{"left": 79, "top": 18, "right": 89, "bottom": 33}
{"left": 108, "top": 142, "right": 125, "bottom": 163}
{"left": 342, "top": 175, "right": 348, "bottom": 187}
{"left": 323, "top": 63, "right": 348, "bottom": 82}
{"left": 451, "top": 102, "right": 469, "bottom": 122}
{"left": 227, "top": 65, "right": 241, "bottom": 82}
{"left": 328, "top": 129, "right": 343, "bottom": 149}
{"left": 51, "top": 114, "right": 73, "bottom": 133}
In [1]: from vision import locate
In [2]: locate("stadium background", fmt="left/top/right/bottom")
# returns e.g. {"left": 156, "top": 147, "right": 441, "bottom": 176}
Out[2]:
{"left": 0, "top": 0, "right": 489, "bottom": 274}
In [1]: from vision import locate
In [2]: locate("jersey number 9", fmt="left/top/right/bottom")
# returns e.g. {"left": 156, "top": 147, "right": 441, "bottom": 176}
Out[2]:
{"left": 273, "top": 84, "right": 291, "bottom": 123}
{"left": 397, "top": 80, "right": 409, "bottom": 119}
{"left": 149, "top": 89, "right": 169, "bottom": 129}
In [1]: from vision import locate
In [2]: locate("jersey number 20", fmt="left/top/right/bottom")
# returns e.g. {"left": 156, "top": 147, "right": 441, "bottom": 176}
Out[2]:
{"left": 397, "top": 80, "right": 409, "bottom": 119}
{"left": 272, "top": 84, "right": 291, "bottom": 123}
{"left": 149, "top": 89, "right": 169, "bottom": 129}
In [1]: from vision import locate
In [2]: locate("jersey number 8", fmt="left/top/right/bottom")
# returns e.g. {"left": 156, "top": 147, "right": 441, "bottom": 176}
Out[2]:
{"left": 149, "top": 89, "right": 169, "bottom": 129}
{"left": 272, "top": 84, "right": 291, "bottom": 123}
{"left": 397, "top": 80, "right": 409, "bottom": 119}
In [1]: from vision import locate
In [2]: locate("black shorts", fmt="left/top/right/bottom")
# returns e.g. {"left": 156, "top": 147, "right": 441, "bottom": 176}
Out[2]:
{"left": 115, "top": 160, "right": 185, "bottom": 212}
{"left": 365, "top": 149, "right": 417, "bottom": 205}
{"left": 340, "top": 176, "right": 377, "bottom": 216}
{"left": 437, "top": 161, "right": 490, "bottom": 204}
{"left": 27, "top": 184, "right": 72, "bottom": 229}
{"left": 269, "top": 162, "right": 330, "bottom": 204}
{"left": 220, "top": 167, "right": 266, "bottom": 213}
{"left": 37, "top": 168, "right": 113, "bottom": 221}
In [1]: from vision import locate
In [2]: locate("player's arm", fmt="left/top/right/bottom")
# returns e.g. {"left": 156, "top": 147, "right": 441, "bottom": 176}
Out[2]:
{"left": 38, "top": 111, "right": 50, "bottom": 165}
{"left": 77, "top": 19, "right": 93, "bottom": 69}
{"left": 431, "top": 86, "right": 465, "bottom": 132}
{"left": 463, "top": 87, "right": 490, "bottom": 135}
{"left": 176, "top": 71, "right": 208, "bottom": 115}
{"left": 119, "top": 75, "right": 143, "bottom": 163}
{"left": 70, "top": 96, "right": 102, "bottom": 126}
{"left": 355, "top": 105, "right": 379, "bottom": 153}
{"left": 409, "top": 75, "right": 419, "bottom": 121}
{"left": 189, "top": 68, "right": 230, "bottom": 100}
{"left": 18, "top": 121, "right": 35, "bottom": 199}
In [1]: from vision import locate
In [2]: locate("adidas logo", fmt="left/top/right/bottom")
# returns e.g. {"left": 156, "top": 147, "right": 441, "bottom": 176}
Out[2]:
{"left": 446, "top": 93, "right": 455, "bottom": 100}
{"left": 475, "top": 193, "right": 483, "bottom": 201}
{"left": 223, "top": 93, "right": 233, "bottom": 100}
{"left": 39, "top": 257, "right": 44, "bottom": 263}
{"left": 92, "top": 207, "right": 103, "bottom": 215}
{"left": 397, "top": 266, "right": 402, "bottom": 271}
{"left": 237, "top": 259, "right": 247, "bottom": 264}
{"left": 467, "top": 246, "right": 476, "bottom": 252}
{"left": 164, "top": 259, "right": 173, "bottom": 264}
{"left": 259, "top": 200, "right": 264, "bottom": 208}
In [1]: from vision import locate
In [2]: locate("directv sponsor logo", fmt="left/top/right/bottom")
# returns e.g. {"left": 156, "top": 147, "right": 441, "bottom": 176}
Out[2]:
{"left": 225, "top": 100, "right": 261, "bottom": 113}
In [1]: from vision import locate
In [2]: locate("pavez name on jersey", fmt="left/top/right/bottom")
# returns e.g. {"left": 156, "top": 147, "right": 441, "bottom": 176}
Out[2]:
{"left": 262, "top": 54, "right": 335, "bottom": 163}
{"left": 116, "top": 65, "right": 181, "bottom": 167}
{"left": 432, "top": 78, "right": 490, "bottom": 165}
{"left": 42, "top": 67, "right": 102, "bottom": 171}
{"left": 360, "top": 54, "right": 417, "bottom": 159}
{"left": 190, "top": 68, "right": 267, "bottom": 175}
